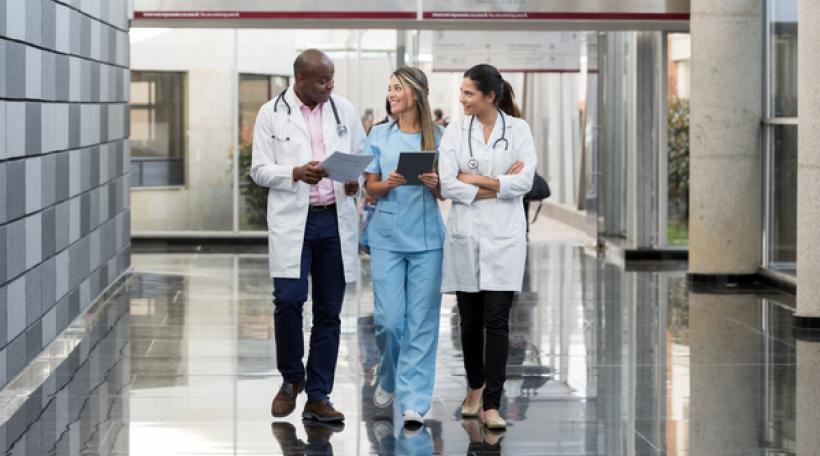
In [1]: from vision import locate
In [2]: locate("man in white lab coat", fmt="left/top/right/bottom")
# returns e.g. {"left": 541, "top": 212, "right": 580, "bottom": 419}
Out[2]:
{"left": 250, "top": 49, "right": 367, "bottom": 423}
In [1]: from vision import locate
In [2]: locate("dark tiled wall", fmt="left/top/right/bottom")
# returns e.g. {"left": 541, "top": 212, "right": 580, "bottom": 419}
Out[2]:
{"left": 0, "top": 0, "right": 131, "bottom": 389}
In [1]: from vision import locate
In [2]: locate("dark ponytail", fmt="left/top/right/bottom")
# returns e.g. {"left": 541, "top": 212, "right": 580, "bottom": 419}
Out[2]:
{"left": 463, "top": 64, "right": 521, "bottom": 117}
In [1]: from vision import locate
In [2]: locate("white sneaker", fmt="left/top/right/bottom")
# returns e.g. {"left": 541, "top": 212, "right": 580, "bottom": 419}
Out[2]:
{"left": 402, "top": 409, "right": 424, "bottom": 426}
{"left": 373, "top": 384, "right": 394, "bottom": 408}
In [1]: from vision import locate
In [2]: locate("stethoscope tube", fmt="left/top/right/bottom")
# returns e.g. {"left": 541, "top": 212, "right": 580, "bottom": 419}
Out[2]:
{"left": 467, "top": 108, "right": 509, "bottom": 169}
{"left": 273, "top": 87, "right": 348, "bottom": 139}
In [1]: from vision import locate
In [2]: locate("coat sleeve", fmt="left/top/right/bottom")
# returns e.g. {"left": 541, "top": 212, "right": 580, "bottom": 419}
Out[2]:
{"left": 497, "top": 120, "right": 537, "bottom": 199}
{"left": 250, "top": 105, "right": 299, "bottom": 192}
{"left": 438, "top": 123, "right": 479, "bottom": 205}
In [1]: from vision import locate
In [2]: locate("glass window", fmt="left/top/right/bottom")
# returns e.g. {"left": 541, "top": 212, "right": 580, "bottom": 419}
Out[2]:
{"left": 769, "top": 0, "right": 798, "bottom": 118}
{"left": 666, "top": 33, "right": 691, "bottom": 246}
{"left": 238, "top": 74, "right": 289, "bottom": 231}
{"left": 764, "top": 0, "right": 798, "bottom": 274}
{"left": 130, "top": 71, "right": 186, "bottom": 187}
{"left": 769, "top": 125, "right": 797, "bottom": 267}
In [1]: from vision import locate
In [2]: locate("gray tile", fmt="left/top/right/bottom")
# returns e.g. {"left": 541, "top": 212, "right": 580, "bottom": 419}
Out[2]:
{"left": 25, "top": 213, "right": 42, "bottom": 270}
{"left": 25, "top": 156, "right": 42, "bottom": 214}
{"left": 68, "top": 10, "right": 82, "bottom": 55}
{"left": 24, "top": 265, "right": 42, "bottom": 325}
{"left": 25, "top": 47, "right": 41, "bottom": 100}
{"left": 6, "top": 275, "right": 25, "bottom": 342}
{"left": 25, "top": 102, "right": 42, "bottom": 156}
{"left": 41, "top": 207, "right": 56, "bottom": 258}
{"left": 55, "top": 55, "right": 70, "bottom": 101}
{"left": 0, "top": 41, "right": 5, "bottom": 98}
{"left": 4, "top": 41, "right": 26, "bottom": 99}
{"left": 68, "top": 196, "right": 79, "bottom": 243}
{"left": 0, "top": 226, "right": 5, "bottom": 285}
{"left": 5, "top": 0, "right": 24, "bottom": 41}
{"left": 55, "top": 103, "right": 69, "bottom": 151}
{"left": 80, "top": 193, "right": 90, "bottom": 236}
{"left": 69, "top": 105, "right": 80, "bottom": 149}
{"left": 54, "top": 200, "right": 69, "bottom": 252}
{"left": 80, "top": 147, "right": 90, "bottom": 192}
{"left": 41, "top": 153, "right": 56, "bottom": 207}
{"left": 6, "top": 333, "right": 26, "bottom": 382}
{"left": 0, "top": 286, "right": 6, "bottom": 346}
{"left": 41, "top": 306, "right": 56, "bottom": 349}
{"left": 41, "top": 0, "right": 56, "bottom": 50}
{"left": 69, "top": 57, "right": 81, "bottom": 102}
{"left": 41, "top": 51, "right": 56, "bottom": 101}
{"left": 54, "top": 295, "right": 68, "bottom": 333}
{"left": 4, "top": 218, "right": 25, "bottom": 281}
{"left": 6, "top": 159, "right": 26, "bottom": 221}
{"left": 5, "top": 101, "right": 25, "bottom": 159}
{"left": 24, "top": 0, "right": 42, "bottom": 46}
{"left": 0, "top": 162, "right": 6, "bottom": 224}
{"left": 55, "top": 152, "right": 69, "bottom": 202}
{"left": 55, "top": 250, "right": 68, "bottom": 300}
{"left": 0, "top": 0, "right": 6, "bottom": 37}
{"left": 25, "top": 320, "right": 41, "bottom": 362}
{"left": 55, "top": 3, "right": 69, "bottom": 54}
{"left": 80, "top": 14, "right": 90, "bottom": 58}
{"left": 40, "top": 257, "right": 56, "bottom": 311}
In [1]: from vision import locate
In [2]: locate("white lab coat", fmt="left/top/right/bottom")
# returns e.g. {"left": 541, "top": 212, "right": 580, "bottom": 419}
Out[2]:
{"left": 438, "top": 113, "right": 537, "bottom": 293}
{"left": 250, "top": 89, "right": 367, "bottom": 283}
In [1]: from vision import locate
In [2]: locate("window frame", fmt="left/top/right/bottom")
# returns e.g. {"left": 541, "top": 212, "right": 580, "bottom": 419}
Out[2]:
{"left": 762, "top": 0, "right": 798, "bottom": 275}
{"left": 129, "top": 70, "right": 189, "bottom": 189}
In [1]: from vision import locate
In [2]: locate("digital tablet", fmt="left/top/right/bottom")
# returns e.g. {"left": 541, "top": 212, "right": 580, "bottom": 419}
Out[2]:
{"left": 396, "top": 152, "right": 437, "bottom": 185}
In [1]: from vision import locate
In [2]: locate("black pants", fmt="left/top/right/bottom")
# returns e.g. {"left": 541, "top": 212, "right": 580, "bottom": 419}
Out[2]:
{"left": 456, "top": 291, "right": 514, "bottom": 411}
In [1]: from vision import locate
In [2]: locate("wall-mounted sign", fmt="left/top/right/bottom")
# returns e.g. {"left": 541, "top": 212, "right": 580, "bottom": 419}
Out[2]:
{"left": 133, "top": 0, "right": 416, "bottom": 20}
{"left": 433, "top": 31, "right": 581, "bottom": 73}
{"left": 423, "top": 0, "right": 689, "bottom": 20}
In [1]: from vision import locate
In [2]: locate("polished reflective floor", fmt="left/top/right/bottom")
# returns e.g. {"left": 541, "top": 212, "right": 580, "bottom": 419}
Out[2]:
{"left": 0, "top": 223, "right": 806, "bottom": 455}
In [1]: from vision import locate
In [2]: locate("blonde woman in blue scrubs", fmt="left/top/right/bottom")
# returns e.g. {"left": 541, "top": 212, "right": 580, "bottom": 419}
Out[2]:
{"left": 364, "top": 66, "right": 445, "bottom": 427}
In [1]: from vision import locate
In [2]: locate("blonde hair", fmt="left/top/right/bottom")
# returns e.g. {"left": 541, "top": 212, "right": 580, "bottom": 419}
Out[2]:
{"left": 392, "top": 66, "right": 436, "bottom": 151}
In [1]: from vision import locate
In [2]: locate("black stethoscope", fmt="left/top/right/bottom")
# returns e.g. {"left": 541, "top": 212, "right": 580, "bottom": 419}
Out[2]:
{"left": 272, "top": 87, "right": 348, "bottom": 140}
{"left": 467, "top": 108, "right": 509, "bottom": 169}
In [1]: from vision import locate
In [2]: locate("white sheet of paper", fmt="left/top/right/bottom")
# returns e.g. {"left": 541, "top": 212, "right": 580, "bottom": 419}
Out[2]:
{"left": 320, "top": 152, "right": 374, "bottom": 183}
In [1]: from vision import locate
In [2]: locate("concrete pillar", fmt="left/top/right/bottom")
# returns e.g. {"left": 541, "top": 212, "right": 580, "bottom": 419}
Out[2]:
{"left": 796, "top": 0, "right": 820, "bottom": 318}
{"left": 688, "top": 0, "right": 763, "bottom": 274}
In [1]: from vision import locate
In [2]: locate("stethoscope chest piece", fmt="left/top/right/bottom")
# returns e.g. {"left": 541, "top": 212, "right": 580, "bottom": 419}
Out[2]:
{"left": 468, "top": 158, "right": 479, "bottom": 169}
{"left": 337, "top": 124, "right": 348, "bottom": 137}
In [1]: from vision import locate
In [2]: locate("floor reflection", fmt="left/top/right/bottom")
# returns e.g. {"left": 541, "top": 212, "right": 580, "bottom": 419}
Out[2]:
{"left": 0, "top": 242, "right": 804, "bottom": 455}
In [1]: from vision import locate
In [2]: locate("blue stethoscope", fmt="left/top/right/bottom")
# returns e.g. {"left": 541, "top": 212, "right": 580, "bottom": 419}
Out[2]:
{"left": 272, "top": 87, "right": 348, "bottom": 140}
{"left": 467, "top": 108, "right": 509, "bottom": 169}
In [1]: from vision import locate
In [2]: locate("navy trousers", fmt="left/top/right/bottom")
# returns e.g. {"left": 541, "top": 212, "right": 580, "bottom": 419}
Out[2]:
{"left": 273, "top": 209, "right": 346, "bottom": 403}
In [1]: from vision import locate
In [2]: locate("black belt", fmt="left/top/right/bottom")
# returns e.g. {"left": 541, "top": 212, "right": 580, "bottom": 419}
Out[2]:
{"left": 309, "top": 203, "right": 336, "bottom": 212}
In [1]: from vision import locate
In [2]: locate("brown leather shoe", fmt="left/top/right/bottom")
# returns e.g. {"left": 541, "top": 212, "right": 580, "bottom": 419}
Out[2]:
{"left": 302, "top": 400, "right": 345, "bottom": 423}
{"left": 271, "top": 379, "right": 305, "bottom": 417}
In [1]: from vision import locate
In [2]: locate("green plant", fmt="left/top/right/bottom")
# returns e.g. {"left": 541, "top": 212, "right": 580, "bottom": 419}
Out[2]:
{"left": 668, "top": 96, "right": 690, "bottom": 229}
{"left": 238, "top": 143, "right": 268, "bottom": 229}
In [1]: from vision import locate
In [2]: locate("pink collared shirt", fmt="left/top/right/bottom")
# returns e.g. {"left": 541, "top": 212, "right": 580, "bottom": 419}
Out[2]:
{"left": 298, "top": 100, "right": 336, "bottom": 206}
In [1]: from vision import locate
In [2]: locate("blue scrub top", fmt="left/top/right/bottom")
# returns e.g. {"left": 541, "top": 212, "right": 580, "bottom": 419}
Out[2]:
{"left": 365, "top": 122, "right": 446, "bottom": 253}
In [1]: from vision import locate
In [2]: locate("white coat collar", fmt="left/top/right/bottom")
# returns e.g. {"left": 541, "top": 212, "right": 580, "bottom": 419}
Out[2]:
{"left": 463, "top": 110, "right": 508, "bottom": 147}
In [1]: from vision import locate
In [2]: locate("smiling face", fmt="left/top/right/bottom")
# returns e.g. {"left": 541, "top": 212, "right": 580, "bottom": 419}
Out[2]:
{"left": 294, "top": 58, "right": 335, "bottom": 107}
{"left": 387, "top": 75, "right": 417, "bottom": 116}
{"left": 459, "top": 77, "right": 496, "bottom": 117}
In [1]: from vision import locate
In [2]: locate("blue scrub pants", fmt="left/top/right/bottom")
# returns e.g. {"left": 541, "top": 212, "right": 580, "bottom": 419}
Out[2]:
{"left": 370, "top": 248, "right": 442, "bottom": 415}
{"left": 273, "top": 209, "right": 346, "bottom": 403}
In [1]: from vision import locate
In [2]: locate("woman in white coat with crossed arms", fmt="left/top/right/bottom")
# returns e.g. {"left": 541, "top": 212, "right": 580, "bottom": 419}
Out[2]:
{"left": 438, "top": 64, "right": 536, "bottom": 430}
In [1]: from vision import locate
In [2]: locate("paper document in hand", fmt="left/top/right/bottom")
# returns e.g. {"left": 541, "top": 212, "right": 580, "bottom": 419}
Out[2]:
{"left": 320, "top": 152, "right": 374, "bottom": 183}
